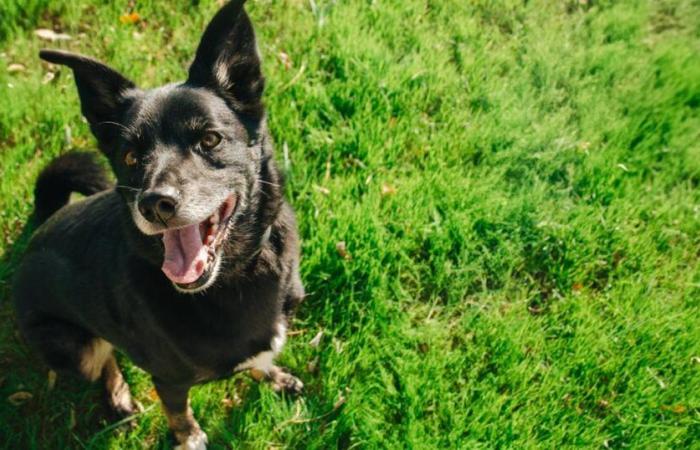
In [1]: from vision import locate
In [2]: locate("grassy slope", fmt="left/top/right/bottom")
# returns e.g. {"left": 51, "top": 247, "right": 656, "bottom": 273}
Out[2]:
{"left": 1, "top": 0, "right": 699, "bottom": 448}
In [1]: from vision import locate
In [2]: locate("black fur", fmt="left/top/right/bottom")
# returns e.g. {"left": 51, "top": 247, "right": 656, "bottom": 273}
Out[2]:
{"left": 13, "top": 1, "right": 304, "bottom": 446}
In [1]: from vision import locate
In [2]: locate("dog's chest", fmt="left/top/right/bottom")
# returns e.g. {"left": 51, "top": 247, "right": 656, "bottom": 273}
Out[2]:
{"left": 115, "top": 280, "right": 282, "bottom": 383}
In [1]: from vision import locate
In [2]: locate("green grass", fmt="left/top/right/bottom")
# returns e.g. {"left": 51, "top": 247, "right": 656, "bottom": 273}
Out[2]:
{"left": 1, "top": 0, "right": 700, "bottom": 448}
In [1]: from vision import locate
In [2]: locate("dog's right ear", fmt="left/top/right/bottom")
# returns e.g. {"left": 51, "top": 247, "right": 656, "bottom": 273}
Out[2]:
{"left": 186, "top": 0, "right": 265, "bottom": 123}
{"left": 40, "top": 50, "right": 137, "bottom": 150}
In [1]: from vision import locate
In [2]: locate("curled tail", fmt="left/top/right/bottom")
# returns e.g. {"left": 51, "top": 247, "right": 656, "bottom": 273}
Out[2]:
{"left": 34, "top": 151, "right": 112, "bottom": 225}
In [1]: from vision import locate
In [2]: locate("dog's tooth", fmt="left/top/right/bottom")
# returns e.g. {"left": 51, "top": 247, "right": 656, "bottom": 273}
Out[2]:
{"left": 206, "top": 235, "right": 215, "bottom": 245}
{"left": 210, "top": 214, "right": 219, "bottom": 225}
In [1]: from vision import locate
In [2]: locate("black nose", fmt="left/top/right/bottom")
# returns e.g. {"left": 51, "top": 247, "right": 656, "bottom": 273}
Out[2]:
{"left": 138, "top": 192, "right": 177, "bottom": 223}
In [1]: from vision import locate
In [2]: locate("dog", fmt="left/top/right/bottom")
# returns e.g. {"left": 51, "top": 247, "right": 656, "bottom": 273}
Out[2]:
{"left": 12, "top": 1, "right": 304, "bottom": 448}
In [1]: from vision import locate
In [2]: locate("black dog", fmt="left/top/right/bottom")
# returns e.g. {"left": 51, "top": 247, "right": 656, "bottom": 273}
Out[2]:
{"left": 12, "top": 1, "right": 304, "bottom": 448}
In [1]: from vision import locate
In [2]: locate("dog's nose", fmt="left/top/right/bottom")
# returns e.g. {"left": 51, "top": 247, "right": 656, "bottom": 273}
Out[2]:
{"left": 138, "top": 192, "right": 178, "bottom": 223}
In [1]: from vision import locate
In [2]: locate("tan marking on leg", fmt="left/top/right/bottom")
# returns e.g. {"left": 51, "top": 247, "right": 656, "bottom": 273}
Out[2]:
{"left": 79, "top": 338, "right": 112, "bottom": 381}
{"left": 163, "top": 402, "right": 208, "bottom": 450}
{"left": 102, "top": 355, "right": 137, "bottom": 417}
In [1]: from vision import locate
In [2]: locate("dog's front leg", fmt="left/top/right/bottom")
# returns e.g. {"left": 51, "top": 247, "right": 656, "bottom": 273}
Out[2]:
{"left": 154, "top": 380, "right": 208, "bottom": 450}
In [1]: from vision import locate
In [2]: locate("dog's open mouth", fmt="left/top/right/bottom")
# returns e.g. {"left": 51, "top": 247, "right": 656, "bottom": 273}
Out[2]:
{"left": 161, "top": 195, "right": 237, "bottom": 290}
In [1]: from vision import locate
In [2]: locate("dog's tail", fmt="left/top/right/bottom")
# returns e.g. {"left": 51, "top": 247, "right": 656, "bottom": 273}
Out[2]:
{"left": 34, "top": 151, "right": 112, "bottom": 225}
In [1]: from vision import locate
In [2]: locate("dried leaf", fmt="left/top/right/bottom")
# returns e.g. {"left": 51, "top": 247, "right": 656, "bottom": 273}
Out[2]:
{"left": 381, "top": 183, "right": 397, "bottom": 197}
{"left": 7, "top": 391, "right": 32, "bottom": 406}
{"left": 333, "top": 393, "right": 346, "bottom": 410}
{"left": 336, "top": 241, "right": 351, "bottom": 260}
{"left": 313, "top": 184, "right": 330, "bottom": 195}
{"left": 7, "top": 63, "right": 26, "bottom": 73}
{"left": 68, "top": 407, "right": 76, "bottom": 429}
{"left": 527, "top": 304, "right": 545, "bottom": 315}
{"left": 42, "top": 72, "right": 55, "bottom": 84}
{"left": 572, "top": 282, "right": 583, "bottom": 292}
{"left": 309, "top": 330, "right": 324, "bottom": 348}
{"left": 148, "top": 387, "right": 159, "bottom": 401}
{"left": 661, "top": 404, "right": 687, "bottom": 414}
{"left": 306, "top": 357, "right": 319, "bottom": 374}
{"left": 47, "top": 370, "right": 57, "bottom": 391}
{"left": 672, "top": 404, "right": 686, "bottom": 414}
{"left": 221, "top": 393, "right": 240, "bottom": 409}
{"left": 119, "top": 12, "right": 141, "bottom": 25}
{"left": 35, "top": 29, "right": 72, "bottom": 42}
{"left": 278, "top": 51, "right": 292, "bottom": 70}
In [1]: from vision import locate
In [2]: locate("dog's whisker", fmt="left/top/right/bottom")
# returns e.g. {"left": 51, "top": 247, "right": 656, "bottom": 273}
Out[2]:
{"left": 115, "top": 185, "right": 140, "bottom": 192}
{"left": 257, "top": 178, "right": 281, "bottom": 188}
{"left": 97, "top": 121, "right": 130, "bottom": 133}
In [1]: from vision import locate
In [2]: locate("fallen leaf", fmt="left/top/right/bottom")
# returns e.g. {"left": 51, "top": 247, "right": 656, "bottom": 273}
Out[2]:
{"left": 278, "top": 51, "right": 292, "bottom": 70}
{"left": 572, "top": 282, "right": 583, "bottom": 292}
{"left": 64, "top": 124, "right": 72, "bottom": 147}
{"left": 42, "top": 72, "right": 56, "bottom": 84}
{"left": 221, "top": 393, "right": 241, "bottom": 409}
{"left": 47, "top": 370, "right": 57, "bottom": 390}
{"left": 309, "top": 330, "right": 324, "bottom": 348}
{"left": 527, "top": 304, "right": 545, "bottom": 315}
{"left": 313, "top": 184, "right": 330, "bottom": 195}
{"left": 119, "top": 12, "right": 141, "bottom": 25}
{"left": 148, "top": 387, "right": 159, "bottom": 401}
{"left": 306, "top": 357, "right": 319, "bottom": 374}
{"left": 68, "top": 407, "right": 76, "bottom": 429}
{"left": 672, "top": 404, "right": 686, "bottom": 414}
{"left": 7, "top": 63, "right": 26, "bottom": 73}
{"left": 661, "top": 404, "right": 687, "bottom": 414}
{"left": 333, "top": 393, "right": 346, "bottom": 410}
{"left": 381, "top": 183, "right": 397, "bottom": 197}
{"left": 336, "top": 241, "right": 351, "bottom": 260}
{"left": 7, "top": 391, "right": 32, "bottom": 406}
{"left": 35, "top": 29, "right": 72, "bottom": 42}
{"left": 324, "top": 158, "right": 331, "bottom": 181}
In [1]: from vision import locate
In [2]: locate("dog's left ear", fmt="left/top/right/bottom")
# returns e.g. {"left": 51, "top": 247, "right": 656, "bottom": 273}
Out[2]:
{"left": 39, "top": 49, "right": 137, "bottom": 152}
{"left": 187, "top": 0, "right": 264, "bottom": 122}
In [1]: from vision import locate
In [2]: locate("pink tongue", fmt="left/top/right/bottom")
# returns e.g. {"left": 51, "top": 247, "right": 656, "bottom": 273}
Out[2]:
{"left": 161, "top": 224, "right": 209, "bottom": 284}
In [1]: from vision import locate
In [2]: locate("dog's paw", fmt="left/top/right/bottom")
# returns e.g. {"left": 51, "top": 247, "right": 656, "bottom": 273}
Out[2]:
{"left": 174, "top": 429, "right": 208, "bottom": 450}
{"left": 106, "top": 382, "right": 140, "bottom": 422}
{"left": 271, "top": 370, "right": 304, "bottom": 394}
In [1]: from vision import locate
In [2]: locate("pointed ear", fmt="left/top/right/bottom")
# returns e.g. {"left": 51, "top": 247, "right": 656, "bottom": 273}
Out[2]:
{"left": 39, "top": 49, "right": 136, "bottom": 149}
{"left": 187, "top": 0, "right": 265, "bottom": 122}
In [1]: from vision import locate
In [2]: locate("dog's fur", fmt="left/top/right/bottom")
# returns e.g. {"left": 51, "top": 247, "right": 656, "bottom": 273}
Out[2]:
{"left": 12, "top": 2, "right": 304, "bottom": 448}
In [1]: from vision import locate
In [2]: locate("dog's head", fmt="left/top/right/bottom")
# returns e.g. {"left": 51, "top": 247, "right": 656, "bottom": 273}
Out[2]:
{"left": 41, "top": 0, "right": 281, "bottom": 293}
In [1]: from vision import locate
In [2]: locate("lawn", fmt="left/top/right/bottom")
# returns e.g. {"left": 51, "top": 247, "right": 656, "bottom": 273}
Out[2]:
{"left": 1, "top": 0, "right": 700, "bottom": 448}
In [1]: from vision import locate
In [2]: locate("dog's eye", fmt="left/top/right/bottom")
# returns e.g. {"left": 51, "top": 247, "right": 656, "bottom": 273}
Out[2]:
{"left": 124, "top": 151, "right": 138, "bottom": 167}
{"left": 201, "top": 131, "right": 222, "bottom": 149}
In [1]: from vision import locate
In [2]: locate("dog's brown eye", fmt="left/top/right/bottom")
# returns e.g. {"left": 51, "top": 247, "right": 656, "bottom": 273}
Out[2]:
{"left": 201, "top": 131, "right": 222, "bottom": 149}
{"left": 124, "top": 151, "right": 138, "bottom": 167}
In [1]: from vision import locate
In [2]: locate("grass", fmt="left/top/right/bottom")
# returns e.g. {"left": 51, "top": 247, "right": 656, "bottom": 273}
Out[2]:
{"left": 1, "top": 0, "right": 700, "bottom": 448}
